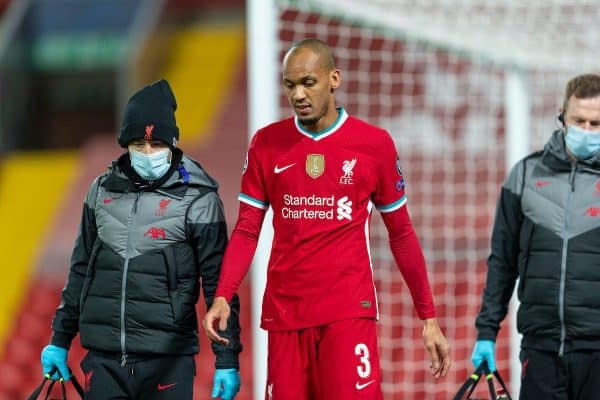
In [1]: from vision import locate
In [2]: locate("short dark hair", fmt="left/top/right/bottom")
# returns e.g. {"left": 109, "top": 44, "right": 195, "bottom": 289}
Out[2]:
{"left": 563, "top": 73, "right": 600, "bottom": 111}
{"left": 287, "top": 38, "right": 336, "bottom": 70}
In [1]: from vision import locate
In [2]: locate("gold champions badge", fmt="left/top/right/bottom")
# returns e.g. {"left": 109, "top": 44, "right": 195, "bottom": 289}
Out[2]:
{"left": 306, "top": 154, "right": 325, "bottom": 179}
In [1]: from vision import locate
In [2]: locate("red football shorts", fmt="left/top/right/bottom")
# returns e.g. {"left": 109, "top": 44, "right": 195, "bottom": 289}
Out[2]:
{"left": 265, "top": 318, "right": 383, "bottom": 400}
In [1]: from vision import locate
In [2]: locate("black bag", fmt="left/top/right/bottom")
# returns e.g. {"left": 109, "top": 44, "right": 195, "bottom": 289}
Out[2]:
{"left": 27, "top": 367, "right": 84, "bottom": 400}
{"left": 453, "top": 361, "right": 512, "bottom": 400}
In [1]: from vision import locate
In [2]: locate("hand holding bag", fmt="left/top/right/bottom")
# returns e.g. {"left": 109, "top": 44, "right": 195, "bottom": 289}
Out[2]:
{"left": 28, "top": 367, "right": 84, "bottom": 400}
{"left": 453, "top": 361, "right": 512, "bottom": 400}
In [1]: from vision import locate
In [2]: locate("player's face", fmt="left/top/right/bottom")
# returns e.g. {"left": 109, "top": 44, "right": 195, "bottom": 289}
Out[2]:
{"left": 282, "top": 48, "right": 340, "bottom": 131}
{"left": 563, "top": 95, "right": 600, "bottom": 132}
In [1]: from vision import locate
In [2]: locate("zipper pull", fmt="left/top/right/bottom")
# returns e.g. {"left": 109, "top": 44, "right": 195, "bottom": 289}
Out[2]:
{"left": 120, "top": 354, "right": 127, "bottom": 367}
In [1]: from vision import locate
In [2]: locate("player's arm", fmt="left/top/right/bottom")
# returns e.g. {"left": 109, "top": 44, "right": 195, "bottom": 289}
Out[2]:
{"left": 203, "top": 202, "right": 266, "bottom": 345}
{"left": 380, "top": 206, "right": 450, "bottom": 379}
{"left": 203, "top": 131, "right": 267, "bottom": 345}
{"left": 371, "top": 132, "right": 438, "bottom": 314}
{"left": 475, "top": 162, "right": 522, "bottom": 341}
{"left": 188, "top": 190, "right": 242, "bottom": 369}
{"left": 51, "top": 178, "right": 100, "bottom": 349}
{"left": 381, "top": 206, "right": 434, "bottom": 318}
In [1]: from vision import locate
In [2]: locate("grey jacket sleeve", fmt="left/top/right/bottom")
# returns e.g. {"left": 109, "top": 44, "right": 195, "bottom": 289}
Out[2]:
{"left": 51, "top": 178, "right": 100, "bottom": 349}
{"left": 475, "top": 161, "right": 522, "bottom": 341}
{"left": 187, "top": 190, "right": 242, "bottom": 369}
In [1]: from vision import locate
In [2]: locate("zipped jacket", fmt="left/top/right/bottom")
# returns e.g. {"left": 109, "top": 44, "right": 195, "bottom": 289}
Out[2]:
{"left": 476, "top": 130, "right": 600, "bottom": 354}
{"left": 50, "top": 151, "right": 241, "bottom": 368}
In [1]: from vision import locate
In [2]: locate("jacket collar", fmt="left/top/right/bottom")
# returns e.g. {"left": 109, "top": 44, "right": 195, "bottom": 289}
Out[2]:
{"left": 542, "top": 130, "right": 600, "bottom": 174}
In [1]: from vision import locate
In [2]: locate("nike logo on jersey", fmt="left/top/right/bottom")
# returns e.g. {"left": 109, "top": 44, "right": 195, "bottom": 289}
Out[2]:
{"left": 274, "top": 163, "right": 296, "bottom": 174}
{"left": 535, "top": 180, "right": 551, "bottom": 187}
{"left": 355, "top": 380, "right": 375, "bottom": 390}
{"left": 157, "top": 383, "right": 177, "bottom": 391}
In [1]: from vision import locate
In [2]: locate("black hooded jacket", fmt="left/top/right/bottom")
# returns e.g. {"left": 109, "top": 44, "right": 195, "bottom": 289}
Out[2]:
{"left": 51, "top": 151, "right": 241, "bottom": 368}
{"left": 476, "top": 130, "right": 600, "bottom": 354}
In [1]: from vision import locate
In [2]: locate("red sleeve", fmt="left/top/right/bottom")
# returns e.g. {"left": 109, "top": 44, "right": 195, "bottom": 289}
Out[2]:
{"left": 381, "top": 205, "right": 436, "bottom": 320}
{"left": 215, "top": 203, "right": 267, "bottom": 302}
{"left": 372, "top": 131, "right": 407, "bottom": 213}
{"left": 239, "top": 129, "right": 269, "bottom": 209}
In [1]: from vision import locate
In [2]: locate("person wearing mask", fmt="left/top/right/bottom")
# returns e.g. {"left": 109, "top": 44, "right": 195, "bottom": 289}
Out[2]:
{"left": 472, "top": 73, "right": 600, "bottom": 399}
{"left": 40, "top": 79, "right": 242, "bottom": 400}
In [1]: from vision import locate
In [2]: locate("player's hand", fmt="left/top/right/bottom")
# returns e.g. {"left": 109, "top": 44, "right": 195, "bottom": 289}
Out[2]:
{"left": 212, "top": 368, "right": 240, "bottom": 400}
{"left": 471, "top": 340, "right": 496, "bottom": 372}
{"left": 203, "top": 296, "right": 231, "bottom": 345}
{"left": 422, "top": 318, "right": 451, "bottom": 379}
{"left": 41, "top": 344, "right": 70, "bottom": 381}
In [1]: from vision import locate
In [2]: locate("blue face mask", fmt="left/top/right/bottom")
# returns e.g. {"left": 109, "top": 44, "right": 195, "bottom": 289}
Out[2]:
{"left": 129, "top": 148, "right": 171, "bottom": 180}
{"left": 564, "top": 124, "right": 600, "bottom": 160}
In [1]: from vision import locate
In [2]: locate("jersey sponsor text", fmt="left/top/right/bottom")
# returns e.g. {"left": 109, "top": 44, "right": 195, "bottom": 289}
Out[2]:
{"left": 282, "top": 194, "right": 353, "bottom": 220}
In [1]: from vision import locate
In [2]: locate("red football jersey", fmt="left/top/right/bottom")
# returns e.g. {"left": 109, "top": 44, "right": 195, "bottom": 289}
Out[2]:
{"left": 240, "top": 108, "right": 408, "bottom": 331}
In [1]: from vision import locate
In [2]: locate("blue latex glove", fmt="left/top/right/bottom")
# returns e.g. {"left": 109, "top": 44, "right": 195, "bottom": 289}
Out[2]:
{"left": 41, "top": 344, "right": 70, "bottom": 381}
{"left": 471, "top": 340, "right": 496, "bottom": 372}
{"left": 212, "top": 368, "right": 240, "bottom": 400}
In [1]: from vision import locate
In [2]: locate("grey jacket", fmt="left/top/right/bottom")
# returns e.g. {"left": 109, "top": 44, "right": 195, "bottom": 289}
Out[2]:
{"left": 476, "top": 130, "right": 600, "bottom": 354}
{"left": 51, "top": 151, "right": 241, "bottom": 368}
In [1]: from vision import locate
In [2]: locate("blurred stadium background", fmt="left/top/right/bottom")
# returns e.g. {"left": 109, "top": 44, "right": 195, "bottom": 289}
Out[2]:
{"left": 1, "top": 1, "right": 599, "bottom": 399}
{"left": 0, "top": 0, "right": 250, "bottom": 398}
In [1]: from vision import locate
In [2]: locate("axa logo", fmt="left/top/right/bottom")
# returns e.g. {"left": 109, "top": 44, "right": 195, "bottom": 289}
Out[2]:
{"left": 156, "top": 199, "right": 172, "bottom": 216}
{"left": 584, "top": 207, "right": 600, "bottom": 217}
{"left": 336, "top": 196, "right": 353, "bottom": 220}
{"left": 144, "top": 124, "right": 154, "bottom": 141}
{"left": 144, "top": 227, "right": 166, "bottom": 239}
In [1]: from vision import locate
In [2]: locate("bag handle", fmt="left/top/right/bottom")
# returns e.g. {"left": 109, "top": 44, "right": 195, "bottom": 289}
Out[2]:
{"left": 492, "top": 368, "right": 512, "bottom": 400}
{"left": 28, "top": 367, "right": 84, "bottom": 400}
{"left": 453, "top": 361, "right": 510, "bottom": 400}
{"left": 453, "top": 361, "right": 487, "bottom": 400}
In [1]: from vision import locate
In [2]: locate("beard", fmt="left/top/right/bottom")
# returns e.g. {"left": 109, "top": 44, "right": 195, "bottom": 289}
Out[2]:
{"left": 296, "top": 105, "right": 327, "bottom": 129}
{"left": 297, "top": 115, "right": 319, "bottom": 126}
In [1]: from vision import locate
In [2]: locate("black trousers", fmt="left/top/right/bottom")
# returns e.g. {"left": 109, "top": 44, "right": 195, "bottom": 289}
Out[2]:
{"left": 519, "top": 348, "right": 600, "bottom": 400}
{"left": 80, "top": 351, "right": 195, "bottom": 400}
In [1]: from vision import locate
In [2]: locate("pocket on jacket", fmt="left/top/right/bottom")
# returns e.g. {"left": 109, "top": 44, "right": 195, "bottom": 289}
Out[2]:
{"left": 517, "top": 219, "right": 535, "bottom": 299}
{"left": 163, "top": 246, "right": 197, "bottom": 326}
{"left": 79, "top": 239, "right": 102, "bottom": 313}
{"left": 162, "top": 246, "right": 185, "bottom": 323}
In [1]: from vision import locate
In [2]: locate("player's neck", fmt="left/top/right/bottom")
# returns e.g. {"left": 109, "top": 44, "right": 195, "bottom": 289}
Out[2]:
{"left": 303, "top": 107, "right": 340, "bottom": 133}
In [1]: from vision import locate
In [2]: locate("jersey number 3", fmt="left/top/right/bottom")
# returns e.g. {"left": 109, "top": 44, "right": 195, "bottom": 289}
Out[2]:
{"left": 355, "top": 343, "right": 372, "bottom": 379}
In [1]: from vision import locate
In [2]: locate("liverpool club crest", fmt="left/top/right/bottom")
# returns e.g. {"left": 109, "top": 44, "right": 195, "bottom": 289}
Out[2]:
{"left": 339, "top": 158, "right": 357, "bottom": 184}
